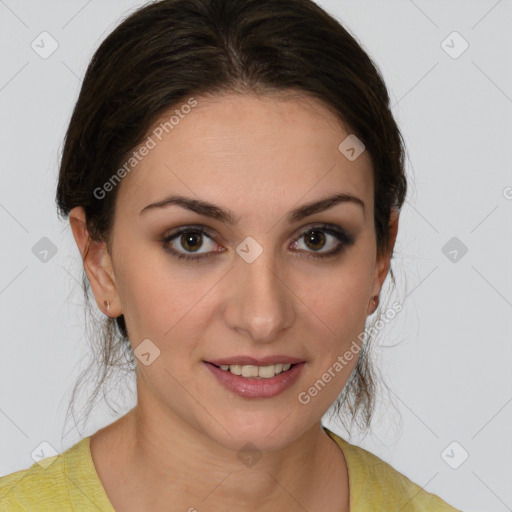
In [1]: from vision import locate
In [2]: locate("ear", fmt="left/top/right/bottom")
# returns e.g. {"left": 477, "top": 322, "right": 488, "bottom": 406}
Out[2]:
{"left": 368, "top": 206, "right": 400, "bottom": 314}
{"left": 69, "top": 206, "right": 121, "bottom": 317}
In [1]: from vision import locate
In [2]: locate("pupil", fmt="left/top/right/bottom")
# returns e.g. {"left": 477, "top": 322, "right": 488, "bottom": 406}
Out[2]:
{"left": 305, "top": 230, "right": 325, "bottom": 251}
{"left": 182, "top": 232, "right": 202, "bottom": 252}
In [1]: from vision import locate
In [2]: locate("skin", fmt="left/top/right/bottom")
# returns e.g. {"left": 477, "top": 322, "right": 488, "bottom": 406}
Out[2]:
{"left": 69, "top": 91, "right": 399, "bottom": 511}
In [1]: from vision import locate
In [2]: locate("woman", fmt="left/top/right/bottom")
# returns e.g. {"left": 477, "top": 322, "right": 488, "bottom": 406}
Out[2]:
{"left": 0, "top": 0, "right": 461, "bottom": 510}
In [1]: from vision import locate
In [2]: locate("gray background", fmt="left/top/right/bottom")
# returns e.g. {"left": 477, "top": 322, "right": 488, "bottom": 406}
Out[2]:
{"left": 0, "top": 1, "right": 511, "bottom": 511}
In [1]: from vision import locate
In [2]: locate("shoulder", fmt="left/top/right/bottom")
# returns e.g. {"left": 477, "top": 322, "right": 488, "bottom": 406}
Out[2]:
{"left": 324, "top": 427, "right": 462, "bottom": 512}
{"left": 0, "top": 437, "right": 91, "bottom": 511}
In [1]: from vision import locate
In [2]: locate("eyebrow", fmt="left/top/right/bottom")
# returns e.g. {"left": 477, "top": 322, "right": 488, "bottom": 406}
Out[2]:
{"left": 139, "top": 192, "right": 365, "bottom": 223}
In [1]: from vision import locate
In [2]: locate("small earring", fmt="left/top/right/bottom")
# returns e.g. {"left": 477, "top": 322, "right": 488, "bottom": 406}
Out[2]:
{"left": 103, "top": 300, "right": 111, "bottom": 315}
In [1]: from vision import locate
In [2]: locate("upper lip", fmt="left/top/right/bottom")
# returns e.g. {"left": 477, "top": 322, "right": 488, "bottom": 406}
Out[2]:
{"left": 206, "top": 355, "right": 305, "bottom": 366}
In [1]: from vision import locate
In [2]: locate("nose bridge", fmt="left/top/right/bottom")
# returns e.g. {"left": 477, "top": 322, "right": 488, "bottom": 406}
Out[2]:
{"left": 225, "top": 244, "right": 294, "bottom": 342}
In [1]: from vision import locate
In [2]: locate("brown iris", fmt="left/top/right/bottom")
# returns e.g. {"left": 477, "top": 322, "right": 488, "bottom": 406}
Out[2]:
{"left": 304, "top": 230, "right": 326, "bottom": 251}
{"left": 181, "top": 232, "right": 203, "bottom": 252}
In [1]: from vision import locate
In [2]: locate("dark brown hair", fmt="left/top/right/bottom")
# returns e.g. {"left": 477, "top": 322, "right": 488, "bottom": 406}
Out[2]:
{"left": 56, "top": 0, "right": 407, "bottom": 436}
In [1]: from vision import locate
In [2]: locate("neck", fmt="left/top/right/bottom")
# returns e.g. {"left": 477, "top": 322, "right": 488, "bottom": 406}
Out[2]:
{"left": 92, "top": 391, "right": 349, "bottom": 511}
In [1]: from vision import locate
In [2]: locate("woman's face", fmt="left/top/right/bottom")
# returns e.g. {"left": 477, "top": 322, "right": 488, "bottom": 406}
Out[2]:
{"left": 78, "top": 92, "right": 394, "bottom": 452}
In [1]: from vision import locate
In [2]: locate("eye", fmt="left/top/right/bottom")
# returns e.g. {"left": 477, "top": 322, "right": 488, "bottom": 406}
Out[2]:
{"left": 161, "top": 223, "right": 354, "bottom": 262}
{"left": 161, "top": 226, "right": 223, "bottom": 261}
{"left": 290, "top": 225, "right": 354, "bottom": 258}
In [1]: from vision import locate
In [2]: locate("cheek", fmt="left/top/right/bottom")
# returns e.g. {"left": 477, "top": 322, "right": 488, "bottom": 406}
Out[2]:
{"left": 114, "top": 229, "right": 375, "bottom": 357}
{"left": 305, "top": 262, "right": 373, "bottom": 336}
{"left": 114, "top": 250, "right": 217, "bottom": 349}
{"left": 298, "top": 273, "right": 369, "bottom": 407}
{"left": 297, "top": 263, "right": 373, "bottom": 402}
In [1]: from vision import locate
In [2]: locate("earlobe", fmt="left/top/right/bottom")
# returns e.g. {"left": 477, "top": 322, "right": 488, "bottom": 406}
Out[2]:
{"left": 69, "top": 206, "right": 121, "bottom": 317}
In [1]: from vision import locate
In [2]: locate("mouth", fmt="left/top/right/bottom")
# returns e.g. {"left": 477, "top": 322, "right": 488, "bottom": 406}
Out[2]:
{"left": 203, "top": 358, "right": 306, "bottom": 398}
{"left": 208, "top": 362, "right": 297, "bottom": 379}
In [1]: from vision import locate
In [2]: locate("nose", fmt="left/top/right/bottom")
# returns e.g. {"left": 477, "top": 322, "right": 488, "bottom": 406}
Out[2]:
{"left": 222, "top": 247, "right": 295, "bottom": 343}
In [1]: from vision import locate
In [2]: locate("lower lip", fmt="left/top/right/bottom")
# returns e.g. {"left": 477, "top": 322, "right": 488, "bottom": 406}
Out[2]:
{"left": 204, "top": 362, "right": 305, "bottom": 398}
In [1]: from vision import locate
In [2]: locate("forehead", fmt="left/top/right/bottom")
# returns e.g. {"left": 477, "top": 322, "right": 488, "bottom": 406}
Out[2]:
{"left": 115, "top": 92, "right": 374, "bottom": 217}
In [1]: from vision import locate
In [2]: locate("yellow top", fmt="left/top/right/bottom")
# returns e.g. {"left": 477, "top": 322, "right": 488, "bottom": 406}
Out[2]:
{"left": 0, "top": 427, "right": 461, "bottom": 511}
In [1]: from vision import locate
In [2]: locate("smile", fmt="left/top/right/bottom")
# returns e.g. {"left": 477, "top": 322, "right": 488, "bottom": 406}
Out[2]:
{"left": 216, "top": 363, "right": 293, "bottom": 379}
{"left": 204, "top": 360, "right": 306, "bottom": 398}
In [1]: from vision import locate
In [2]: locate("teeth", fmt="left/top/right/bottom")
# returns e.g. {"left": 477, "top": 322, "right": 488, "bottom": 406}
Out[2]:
{"left": 230, "top": 364, "right": 242, "bottom": 375}
{"left": 257, "top": 365, "right": 276, "bottom": 378}
{"left": 217, "top": 363, "right": 294, "bottom": 379}
{"left": 241, "top": 365, "right": 259, "bottom": 377}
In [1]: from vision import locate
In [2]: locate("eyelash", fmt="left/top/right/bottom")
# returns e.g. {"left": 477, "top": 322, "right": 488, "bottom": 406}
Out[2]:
{"left": 160, "top": 224, "right": 354, "bottom": 262}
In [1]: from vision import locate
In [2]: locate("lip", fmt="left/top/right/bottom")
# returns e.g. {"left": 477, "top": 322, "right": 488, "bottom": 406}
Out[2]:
{"left": 204, "top": 361, "right": 306, "bottom": 399}
{"left": 207, "top": 355, "right": 305, "bottom": 366}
